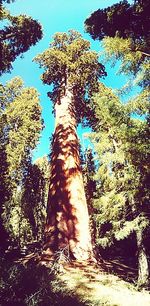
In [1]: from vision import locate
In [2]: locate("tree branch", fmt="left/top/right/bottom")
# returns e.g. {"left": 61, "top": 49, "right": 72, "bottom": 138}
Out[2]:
{"left": 0, "top": 32, "right": 16, "bottom": 40}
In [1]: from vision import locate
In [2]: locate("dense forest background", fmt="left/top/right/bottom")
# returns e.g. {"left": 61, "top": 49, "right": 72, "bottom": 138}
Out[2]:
{"left": 0, "top": 0, "right": 150, "bottom": 305}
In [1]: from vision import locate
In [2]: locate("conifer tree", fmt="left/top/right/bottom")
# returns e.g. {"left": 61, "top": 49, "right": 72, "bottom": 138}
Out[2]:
{"left": 0, "top": 77, "right": 43, "bottom": 247}
{"left": 22, "top": 156, "right": 49, "bottom": 242}
{"left": 85, "top": 0, "right": 149, "bottom": 103}
{"left": 85, "top": 1, "right": 149, "bottom": 284}
{"left": 34, "top": 30, "right": 106, "bottom": 260}
{"left": 85, "top": 0, "right": 150, "bottom": 54}
{"left": 0, "top": 0, "right": 42, "bottom": 75}
{"left": 90, "top": 83, "right": 150, "bottom": 286}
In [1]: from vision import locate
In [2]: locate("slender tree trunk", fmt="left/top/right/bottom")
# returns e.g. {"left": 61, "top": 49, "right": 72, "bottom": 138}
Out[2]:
{"left": 136, "top": 229, "right": 149, "bottom": 286}
{"left": 43, "top": 86, "right": 93, "bottom": 260}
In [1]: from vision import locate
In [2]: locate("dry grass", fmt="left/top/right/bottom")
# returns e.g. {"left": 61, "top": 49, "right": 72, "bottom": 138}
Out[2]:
{"left": 55, "top": 261, "right": 150, "bottom": 306}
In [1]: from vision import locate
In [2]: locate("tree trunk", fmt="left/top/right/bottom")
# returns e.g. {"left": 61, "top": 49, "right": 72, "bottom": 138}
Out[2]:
{"left": 43, "top": 86, "right": 93, "bottom": 260}
{"left": 136, "top": 229, "right": 149, "bottom": 286}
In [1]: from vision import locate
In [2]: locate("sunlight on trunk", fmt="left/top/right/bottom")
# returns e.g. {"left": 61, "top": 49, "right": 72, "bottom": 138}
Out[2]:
{"left": 44, "top": 87, "right": 93, "bottom": 260}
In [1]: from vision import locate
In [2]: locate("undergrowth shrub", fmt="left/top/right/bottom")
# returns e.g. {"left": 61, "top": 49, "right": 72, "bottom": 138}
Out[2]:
{"left": 0, "top": 257, "right": 87, "bottom": 306}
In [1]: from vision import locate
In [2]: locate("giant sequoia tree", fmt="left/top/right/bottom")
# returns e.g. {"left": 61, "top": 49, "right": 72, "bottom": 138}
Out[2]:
{"left": 34, "top": 30, "right": 106, "bottom": 260}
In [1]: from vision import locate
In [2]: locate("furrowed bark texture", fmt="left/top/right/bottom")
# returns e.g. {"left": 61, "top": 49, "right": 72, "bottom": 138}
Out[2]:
{"left": 44, "top": 87, "right": 93, "bottom": 260}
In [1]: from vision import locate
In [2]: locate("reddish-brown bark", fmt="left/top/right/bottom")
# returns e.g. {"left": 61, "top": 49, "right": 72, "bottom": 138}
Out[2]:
{"left": 43, "top": 87, "right": 93, "bottom": 260}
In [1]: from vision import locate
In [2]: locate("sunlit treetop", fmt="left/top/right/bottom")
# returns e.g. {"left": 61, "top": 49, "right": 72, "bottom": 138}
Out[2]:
{"left": 0, "top": 77, "right": 43, "bottom": 185}
{"left": 34, "top": 30, "right": 106, "bottom": 121}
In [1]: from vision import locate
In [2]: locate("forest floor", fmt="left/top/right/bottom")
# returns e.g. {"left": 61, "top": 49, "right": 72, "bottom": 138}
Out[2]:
{"left": 1, "top": 254, "right": 150, "bottom": 306}
{"left": 53, "top": 260, "right": 150, "bottom": 306}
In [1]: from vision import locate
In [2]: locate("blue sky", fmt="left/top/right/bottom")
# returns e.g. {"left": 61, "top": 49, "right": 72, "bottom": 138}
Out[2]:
{"left": 1, "top": 0, "right": 133, "bottom": 160}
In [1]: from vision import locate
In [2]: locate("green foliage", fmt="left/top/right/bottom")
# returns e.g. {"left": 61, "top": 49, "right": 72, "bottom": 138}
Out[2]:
{"left": 0, "top": 260, "right": 55, "bottom": 306}
{"left": 34, "top": 30, "right": 106, "bottom": 122}
{"left": 102, "top": 36, "right": 150, "bottom": 89}
{"left": 21, "top": 156, "right": 49, "bottom": 241}
{"left": 85, "top": 0, "right": 150, "bottom": 50}
{"left": 0, "top": 77, "right": 43, "bottom": 246}
{"left": 81, "top": 148, "right": 96, "bottom": 208}
{"left": 88, "top": 84, "right": 150, "bottom": 249}
{"left": 85, "top": 0, "right": 150, "bottom": 91}
{"left": 0, "top": 259, "right": 87, "bottom": 306}
{"left": 0, "top": 1, "right": 43, "bottom": 75}
{"left": 4, "top": 80, "right": 43, "bottom": 185}
{"left": 126, "top": 89, "right": 149, "bottom": 116}
{"left": 85, "top": 0, "right": 150, "bottom": 256}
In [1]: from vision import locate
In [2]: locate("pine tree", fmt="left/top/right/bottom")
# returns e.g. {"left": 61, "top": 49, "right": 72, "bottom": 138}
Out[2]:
{"left": 0, "top": 0, "right": 42, "bottom": 75}
{"left": 85, "top": 1, "right": 150, "bottom": 285}
{"left": 85, "top": 0, "right": 150, "bottom": 54}
{"left": 0, "top": 77, "right": 43, "bottom": 247}
{"left": 85, "top": 0, "right": 150, "bottom": 102}
{"left": 89, "top": 83, "right": 150, "bottom": 286}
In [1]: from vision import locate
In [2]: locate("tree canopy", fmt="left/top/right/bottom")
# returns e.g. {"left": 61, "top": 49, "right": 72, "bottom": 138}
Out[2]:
{"left": 0, "top": 77, "right": 43, "bottom": 246}
{"left": 85, "top": 0, "right": 150, "bottom": 51}
{"left": 34, "top": 30, "right": 106, "bottom": 122}
{"left": 87, "top": 82, "right": 150, "bottom": 284}
{"left": 0, "top": 0, "right": 43, "bottom": 75}
{"left": 85, "top": 0, "right": 150, "bottom": 106}
{"left": 84, "top": 0, "right": 150, "bottom": 286}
